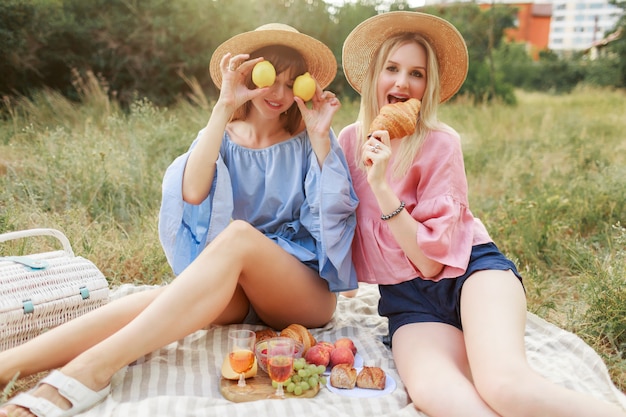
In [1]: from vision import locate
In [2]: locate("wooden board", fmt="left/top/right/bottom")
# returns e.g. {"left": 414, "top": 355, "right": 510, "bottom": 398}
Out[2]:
{"left": 220, "top": 371, "right": 320, "bottom": 402}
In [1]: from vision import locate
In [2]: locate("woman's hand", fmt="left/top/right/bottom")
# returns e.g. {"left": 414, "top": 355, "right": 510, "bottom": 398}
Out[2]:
{"left": 295, "top": 81, "right": 341, "bottom": 137}
{"left": 217, "top": 53, "right": 268, "bottom": 112}
{"left": 362, "top": 130, "right": 391, "bottom": 190}
{"left": 295, "top": 79, "right": 341, "bottom": 166}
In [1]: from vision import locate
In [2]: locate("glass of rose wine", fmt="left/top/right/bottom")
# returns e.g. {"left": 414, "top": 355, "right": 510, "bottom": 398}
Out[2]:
{"left": 266, "top": 337, "right": 295, "bottom": 399}
{"left": 228, "top": 329, "right": 256, "bottom": 388}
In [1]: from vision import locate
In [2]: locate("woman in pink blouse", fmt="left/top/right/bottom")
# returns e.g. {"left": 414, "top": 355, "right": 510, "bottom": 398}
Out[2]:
{"left": 338, "top": 11, "right": 626, "bottom": 417}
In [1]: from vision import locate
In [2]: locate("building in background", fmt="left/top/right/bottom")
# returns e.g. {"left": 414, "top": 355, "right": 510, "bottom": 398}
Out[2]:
{"left": 480, "top": 2, "right": 552, "bottom": 60}
{"left": 549, "top": 1, "right": 622, "bottom": 55}
{"left": 422, "top": 0, "right": 623, "bottom": 57}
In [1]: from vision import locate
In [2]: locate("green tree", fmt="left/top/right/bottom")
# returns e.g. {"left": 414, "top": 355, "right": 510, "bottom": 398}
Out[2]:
{"left": 608, "top": 0, "right": 626, "bottom": 88}
{"left": 421, "top": 3, "right": 518, "bottom": 103}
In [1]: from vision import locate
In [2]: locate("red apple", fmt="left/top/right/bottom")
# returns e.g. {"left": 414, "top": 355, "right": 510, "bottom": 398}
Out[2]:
{"left": 329, "top": 346, "right": 355, "bottom": 368}
{"left": 334, "top": 337, "right": 357, "bottom": 355}
{"left": 304, "top": 344, "right": 330, "bottom": 367}
{"left": 316, "top": 341, "right": 335, "bottom": 355}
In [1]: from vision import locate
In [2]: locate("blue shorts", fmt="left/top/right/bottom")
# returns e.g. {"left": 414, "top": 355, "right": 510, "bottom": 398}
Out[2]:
{"left": 378, "top": 242, "right": 524, "bottom": 342}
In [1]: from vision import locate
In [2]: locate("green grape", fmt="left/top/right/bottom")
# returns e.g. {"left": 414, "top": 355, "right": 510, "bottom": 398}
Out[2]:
{"left": 320, "top": 376, "right": 327, "bottom": 385}
{"left": 294, "top": 359, "right": 305, "bottom": 370}
{"left": 292, "top": 374, "right": 302, "bottom": 383}
{"left": 294, "top": 385, "right": 303, "bottom": 396}
{"left": 308, "top": 376, "right": 319, "bottom": 386}
{"left": 271, "top": 380, "right": 278, "bottom": 388}
{"left": 316, "top": 365, "right": 326, "bottom": 374}
{"left": 286, "top": 382, "right": 296, "bottom": 393}
{"left": 284, "top": 377, "right": 292, "bottom": 385}
{"left": 300, "top": 381, "right": 310, "bottom": 391}
{"left": 298, "top": 369, "right": 309, "bottom": 378}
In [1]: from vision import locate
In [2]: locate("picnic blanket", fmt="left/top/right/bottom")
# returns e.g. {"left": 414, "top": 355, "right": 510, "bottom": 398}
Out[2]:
{"left": 78, "top": 282, "right": 626, "bottom": 416}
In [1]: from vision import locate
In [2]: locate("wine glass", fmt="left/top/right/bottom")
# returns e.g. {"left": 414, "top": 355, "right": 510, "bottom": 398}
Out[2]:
{"left": 266, "top": 337, "right": 295, "bottom": 399}
{"left": 228, "top": 329, "right": 256, "bottom": 388}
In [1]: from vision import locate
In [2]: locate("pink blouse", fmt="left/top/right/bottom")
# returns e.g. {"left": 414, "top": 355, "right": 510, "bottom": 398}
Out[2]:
{"left": 338, "top": 122, "right": 493, "bottom": 285}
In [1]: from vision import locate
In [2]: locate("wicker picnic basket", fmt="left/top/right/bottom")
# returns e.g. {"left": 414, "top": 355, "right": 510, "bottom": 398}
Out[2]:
{"left": 0, "top": 228, "right": 110, "bottom": 351}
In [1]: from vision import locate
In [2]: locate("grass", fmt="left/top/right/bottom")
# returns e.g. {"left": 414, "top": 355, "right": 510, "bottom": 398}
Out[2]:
{"left": 1, "top": 77, "right": 625, "bottom": 395}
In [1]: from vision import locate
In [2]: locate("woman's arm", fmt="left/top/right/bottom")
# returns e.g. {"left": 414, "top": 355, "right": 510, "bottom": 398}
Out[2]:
{"left": 183, "top": 52, "right": 266, "bottom": 204}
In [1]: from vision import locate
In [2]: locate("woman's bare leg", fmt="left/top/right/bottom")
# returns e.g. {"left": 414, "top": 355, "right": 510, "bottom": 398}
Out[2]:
{"left": 392, "top": 322, "right": 500, "bottom": 417}
{"left": 2, "top": 220, "right": 336, "bottom": 416}
{"left": 461, "top": 270, "right": 626, "bottom": 417}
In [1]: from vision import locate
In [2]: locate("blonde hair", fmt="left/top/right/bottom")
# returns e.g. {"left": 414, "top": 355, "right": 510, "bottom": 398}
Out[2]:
{"left": 356, "top": 33, "right": 446, "bottom": 177}
{"left": 232, "top": 45, "right": 307, "bottom": 134}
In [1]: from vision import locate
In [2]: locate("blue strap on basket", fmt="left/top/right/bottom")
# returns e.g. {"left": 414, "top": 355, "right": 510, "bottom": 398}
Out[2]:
{"left": 1, "top": 256, "right": 49, "bottom": 270}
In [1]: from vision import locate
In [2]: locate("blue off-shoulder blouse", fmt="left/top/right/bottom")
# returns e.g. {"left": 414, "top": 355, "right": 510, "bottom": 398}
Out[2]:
{"left": 158, "top": 128, "right": 359, "bottom": 292}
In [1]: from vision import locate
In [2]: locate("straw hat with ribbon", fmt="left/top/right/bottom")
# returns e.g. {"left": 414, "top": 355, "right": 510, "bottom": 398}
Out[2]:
{"left": 342, "top": 11, "right": 468, "bottom": 103}
{"left": 209, "top": 23, "right": 337, "bottom": 90}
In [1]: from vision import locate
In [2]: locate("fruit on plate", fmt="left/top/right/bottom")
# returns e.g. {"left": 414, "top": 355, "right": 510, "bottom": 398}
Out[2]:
{"left": 329, "top": 346, "right": 355, "bottom": 368}
{"left": 293, "top": 72, "right": 316, "bottom": 101}
{"left": 304, "top": 344, "right": 331, "bottom": 367}
{"left": 334, "top": 337, "right": 357, "bottom": 355}
{"left": 316, "top": 341, "right": 335, "bottom": 356}
{"left": 221, "top": 355, "right": 257, "bottom": 380}
{"left": 252, "top": 61, "right": 276, "bottom": 88}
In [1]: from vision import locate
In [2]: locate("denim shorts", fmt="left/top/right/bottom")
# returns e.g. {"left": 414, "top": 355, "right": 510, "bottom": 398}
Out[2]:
{"left": 378, "top": 242, "right": 523, "bottom": 342}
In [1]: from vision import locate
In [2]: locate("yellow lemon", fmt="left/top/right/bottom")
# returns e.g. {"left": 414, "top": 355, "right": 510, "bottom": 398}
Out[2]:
{"left": 293, "top": 72, "right": 316, "bottom": 101}
{"left": 251, "top": 61, "right": 276, "bottom": 88}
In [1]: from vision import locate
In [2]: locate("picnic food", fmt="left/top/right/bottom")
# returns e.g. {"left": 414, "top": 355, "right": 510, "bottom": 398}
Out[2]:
{"left": 356, "top": 366, "right": 386, "bottom": 390}
{"left": 285, "top": 357, "right": 327, "bottom": 396}
{"left": 334, "top": 337, "right": 357, "bottom": 355}
{"left": 329, "top": 346, "right": 355, "bottom": 368}
{"left": 252, "top": 61, "right": 276, "bottom": 88}
{"left": 369, "top": 98, "right": 421, "bottom": 139}
{"left": 329, "top": 364, "right": 387, "bottom": 391}
{"left": 280, "top": 323, "right": 316, "bottom": 353}
{"left": 329, "top": 363, "right": 357, "bottom": 389}
{"left": 255, "top": 328, "right": 278, "bottom": 343}
{"left": 304, "top": 344, "right": 331, "bottom": 367}
{"left": 293, "top": 72, "right": 316, "bottom": 101}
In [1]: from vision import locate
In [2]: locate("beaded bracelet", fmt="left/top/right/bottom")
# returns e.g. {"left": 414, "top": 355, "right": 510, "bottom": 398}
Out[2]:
{"left": 381, "top": 201, "right": 405, "bottom": 221}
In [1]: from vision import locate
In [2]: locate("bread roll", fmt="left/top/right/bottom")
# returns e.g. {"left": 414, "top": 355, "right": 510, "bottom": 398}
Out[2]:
{"left": 279, "top": 323, "right": 316, "bottom": 352}
{"left": 369, "top": 98, "right": 421, "bottom": 139}
{"left": 356, "top": 366, "right": 386, "bottom": 390}
{"left": 330, "top": 364, "right": 357, "bottom": 389}
{"left": 255, "top": 328, "right": 278, "bottom": 343}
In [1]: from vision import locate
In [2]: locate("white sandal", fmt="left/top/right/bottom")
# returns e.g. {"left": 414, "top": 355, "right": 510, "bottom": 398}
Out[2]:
{"left": 5, "top": 370, "right": 110, "bottom": 417}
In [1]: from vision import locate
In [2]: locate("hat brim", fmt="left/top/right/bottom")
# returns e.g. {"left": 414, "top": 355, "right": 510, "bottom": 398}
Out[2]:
{"left": 209, "top": 26, "right": 337, "bottom": 90}
{"left": 342, "top": 11, "right": 468, "bottom": 103}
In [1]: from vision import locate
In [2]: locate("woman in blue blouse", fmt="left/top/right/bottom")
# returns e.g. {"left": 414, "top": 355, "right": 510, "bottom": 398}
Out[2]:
{"left": 0, "top": 24, "right": 357, "bottom": 417}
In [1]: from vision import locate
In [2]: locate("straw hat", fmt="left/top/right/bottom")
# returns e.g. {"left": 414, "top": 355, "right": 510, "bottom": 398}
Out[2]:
{"left": 342, "top": 11, "right": 468, "bottom": 103}
{"left": 209, "top": 23, "right": 337, "bottom": 90}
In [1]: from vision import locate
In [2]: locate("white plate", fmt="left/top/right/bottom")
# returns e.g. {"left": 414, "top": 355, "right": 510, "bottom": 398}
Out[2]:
{"left": 323, "top": 353, "right": 364, "bottom": 375}
{"left": 326, "top": 367, "right": 396, "bottom": 398}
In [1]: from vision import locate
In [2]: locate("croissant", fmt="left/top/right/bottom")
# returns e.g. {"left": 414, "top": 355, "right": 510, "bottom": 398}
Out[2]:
{"left": 369, "top": 98, "right": 421, "bottom": 139}
{"left": 330, "top": 364, "right": 357, "bottom": 389}
{"left": 280, "top": 323, "right": 316, "bottom": 353}
{"left": 356, "top": 366, "right": 386, "bottom": 390}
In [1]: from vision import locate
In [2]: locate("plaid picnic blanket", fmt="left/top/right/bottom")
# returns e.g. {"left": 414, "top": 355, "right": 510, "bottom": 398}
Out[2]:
{"left": 79, "top": 283, "right": 626, "bottom": 416}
